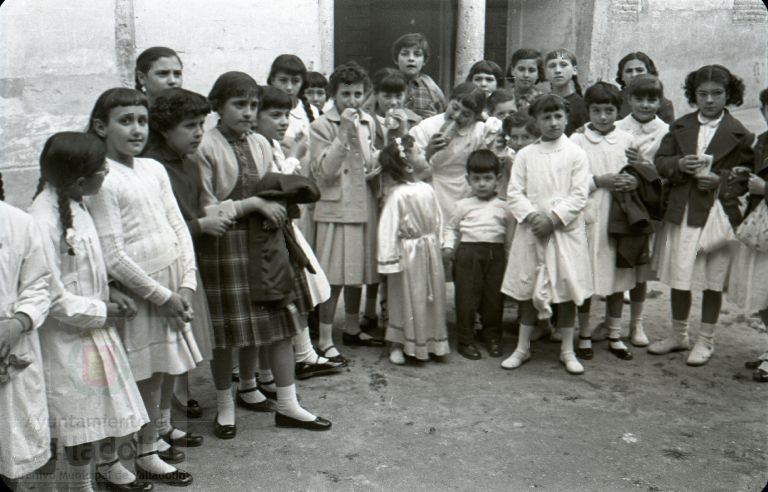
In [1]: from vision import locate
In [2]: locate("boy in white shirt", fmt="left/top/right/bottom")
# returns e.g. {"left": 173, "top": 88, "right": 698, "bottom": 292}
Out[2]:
{"left": 443, "top": 150, "right": 514, "bottom": 359}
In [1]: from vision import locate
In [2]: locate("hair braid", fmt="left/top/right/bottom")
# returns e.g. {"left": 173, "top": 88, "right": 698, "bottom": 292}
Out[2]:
{"left": 33, "top": 176, "right": 46, "bottom": 199}
{"left": 0, "top": 173, "right": 5, "bottom": 201}
{"left": 57, "top": 190, "right": 76, "bottom": 256}
{"left": 572, "top": 75, "right": 583, "bottom": 97}
{"left": 300, "top": 94, "right": 315, "bottom": 123}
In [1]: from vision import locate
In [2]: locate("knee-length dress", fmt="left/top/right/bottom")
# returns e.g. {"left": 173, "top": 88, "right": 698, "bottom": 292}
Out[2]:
{"left": 193, "top": 128, "right": 304, "bottom": 349}
{"left": 501, "top": 135, "right": 593, "bottom": 313}
{"left": 571, "top": 126, "right": 644, "bottom": 295}
{"left": 29, "top": 189, "right": 147, "bottom": 446}
{"left": 0, "top": 202, "right": 51, "bottom": 479}
{"left": 378, "top": 181, "right": 449, "bottom": 359}
{"left": 87, "top": 158, "right": 202, "bottom": 381}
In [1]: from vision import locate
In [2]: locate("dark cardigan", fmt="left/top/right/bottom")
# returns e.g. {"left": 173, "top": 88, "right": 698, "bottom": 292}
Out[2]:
{"left": 654, "top": 110, "right": 754, "bottom": 227}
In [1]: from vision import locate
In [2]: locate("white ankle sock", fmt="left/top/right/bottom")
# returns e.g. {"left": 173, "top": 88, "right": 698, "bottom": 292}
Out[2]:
{"left": 607, "top": 317, "right": 628, "bottom": 350}
{"left": 559, "top": 326, "right": 575, "bottom": 354}
{"left": 239, "top": 377, "right": 267, "bottom": 404}
{"left": 276, "top": 384, "right": 316, "bottom": 422}
{"left": 216, "top": 388, "right": 235, "bottom": 426}
{"left": 318, "top": 322, "right": 336, "bottom": 355}
{"left": 67, "top": 462, "right": 94, "bottom": 492}
{"left": 136, "top": 441, "right": 175, "bottom": 474}
{"left": 672, "top": 319, "right": 689, "bottom": 336}
{"left": 699, "top": 322, "right": 716, "bottom": 340}
{"left": 97, "top": 459, "right": 135, "bottom": 485}
{"left": 293, "top": 326, "right": 318, "bottom": 363}
{"left": 343, "top": 313, "right": 360, "bottom": 335}
{"left": 516, "top": 324, "right": 534, "bottom": 352}
{"left": 156, "top": 437, "right": 170, "bottom": 452}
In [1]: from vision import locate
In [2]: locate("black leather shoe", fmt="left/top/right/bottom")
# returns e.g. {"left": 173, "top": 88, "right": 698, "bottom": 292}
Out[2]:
{"left": 485, "top": 339, "right": 503, "bottom": 357}
{"left": 745, "top": 359, "right": 763, "bottom": 370}
{"left": 458, "top": 343, "right": 482, "bottom": 360}
{"left": 275, "top": 412, "right": 332, "bottom": 431}
{"left": 171, "top": 395, "right": 202, "bottom": 419}
{"left": 295, "top": 358, "right": 346, "bottom": 380}
{"left": 236, "top": 387, "right": 275, "bottom": 412}
{"left": 753, "top": 367, "right": 768, "bottom": 382}
{"left": 257, "top": 382, "right": 277, "bottom": 401}
{"left": 135, "top": 463, "right": 193, "bottom": 487}
{"left": 360, "top": 315, "right": 379, "bottom": 333}
{"left": 608, "top": 340, "right": 633, "bottom": 360}
{"left": 317, "top": 345, "right": 349, "bottom": 365}
{"left": 160, "top": 428, "right": 203, "bottom": 448}
{"left": 95, "top": 472, "right": 154, "bottom": 491}
{"left": 213, "top": 413, "right": 236, "bottom": 440}
{"left": 157, "top": 445, "right": 184, "bottom": 464}
{"left": 342, "top": 331, "right": 386, "bottom": 347}
{"left": 575, "top": 336, "right": 594, "bottom": 360}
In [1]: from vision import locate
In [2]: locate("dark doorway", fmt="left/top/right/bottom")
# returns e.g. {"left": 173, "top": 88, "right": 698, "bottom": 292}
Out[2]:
{"left": 334, "top": 0, "right": 457, "bottom": 94}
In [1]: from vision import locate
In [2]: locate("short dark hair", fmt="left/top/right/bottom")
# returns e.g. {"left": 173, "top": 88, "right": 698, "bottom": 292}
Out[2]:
{"left": 628, "top": 74, "right": 664, "bottom": 100}
{"left": 87, "top": 88, "right": 148, "bottom": 135}
{"left": 372, "top": 68, "right": 407, "bottom": 94}
{"left": 328, "top": 61, "right": 370, "bottom": 97}
{"left": 529, "top": 94, "right": 568, "bottom": 117}
{"left": 208, "top": 71, "right": 261, "bottom": 111}
{"left": 584, "top": 81, "right": 622, "bottom": 110}
{"left": 506, "top": 48, "right": 545, "bottom": 84}
{"left": 392, "top": 33, "right": 431, "bottom": 62}
{"left": 150, "top": 88, "right": 210, "bottom": 134}
{"left": 487, "top": 89, "right": 515, "bottom": 113}
{"left": 259, "top": 85, "right": 294, "bottom": 112}
{"left": 760, "top": 87, "right": 768, "bottom": 108}
{"left": 466, "top": 149, "right": 500, "bottom": 175}
{"left": 502, "top": 111, "right": 538, "bottom": 137}
{"left": 615, "top": 52, "right": 659, "bottom": 88}
{"left": 267, "top": 54, "right": 308, "bottom": 85}
{"left": 466, "top": 60, "right": 504, "bottom": 86}
{"left": 449, "top": 82, "right": 487, "bottom": 117}
{"left": 683, "top": 64, "right": 745, "bottom": 107}
{"left": 305, "top": 71, "right": 328, "bottom": 89}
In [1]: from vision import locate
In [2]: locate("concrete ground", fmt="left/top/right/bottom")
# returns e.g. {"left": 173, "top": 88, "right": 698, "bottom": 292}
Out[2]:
{"left": 14, "top": 282, "right": 767, "bottom": 492}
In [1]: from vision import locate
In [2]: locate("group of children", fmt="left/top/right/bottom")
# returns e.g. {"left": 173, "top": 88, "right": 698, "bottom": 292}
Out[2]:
{"left": 2, "top": 30, "right": 768, "bottom": 491}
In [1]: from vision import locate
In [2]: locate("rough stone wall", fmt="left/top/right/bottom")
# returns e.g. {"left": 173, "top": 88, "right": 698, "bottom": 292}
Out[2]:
{"left": 0, "top": 0, "right": 325, "bottom": 208}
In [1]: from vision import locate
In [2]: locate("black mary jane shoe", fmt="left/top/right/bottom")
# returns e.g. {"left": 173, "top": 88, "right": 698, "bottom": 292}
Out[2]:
{"left": 745, "top": 359, "right": 765, "bottom": 370}
{"left": 295, "top": 357, "right": 346, "bottom": 380}
{"left": 608, "top": 339, "right": 634, "bottom": 360}
{"left": 317, "top": 345, "right": 349, "bottom": 365}
{"left": 160, "top": 428, "right": 203, "bottom": 448}
{"left": 236, "top": 387, "right": 276, "bottom": 412}
{"left": 457, "top": 343, "right": 482, "bottom": 360}
{"left": 95, "top": 459, "right": 154, "bottom": 491}
{"left": 157, "top": 444, "right": 185, "bottom": 464}
{"left": 575, "top": 336, "right": 594, "bottom": 360}
{"left": 171, "top": 396, "right": 203, "bottom": 419}
{"left": 257, "top": 381, "right": 277, "bottom": 401}
{"left": 342, "top": 331, "right": 386, "bottom": 347}
{"left": 275, "top": 412, "right": 332, "bottom": 431}
{"left": 134, "top": 452, "right": 193, "bottom": 487}
{"left": 213, "top": 412, "right": 236, "bottom": 440}
{"left": 485, "top": 339, "right": 503, "bottom": 358}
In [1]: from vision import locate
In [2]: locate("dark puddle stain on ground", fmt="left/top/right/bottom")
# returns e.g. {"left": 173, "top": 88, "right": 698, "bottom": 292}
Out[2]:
{"left": 368, "top": 371, "right": 388, "bottom": 392}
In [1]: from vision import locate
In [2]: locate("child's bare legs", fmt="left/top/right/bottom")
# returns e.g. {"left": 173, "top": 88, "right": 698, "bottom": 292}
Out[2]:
{"left": 648, "top": 288, "right": 692, "bottom": 354}
{"left": 629, "top": 282, "right": 649, "bottom": 346}
{"left": 156, "top": 374, "right": 199, "bottom": 447}
{"left": 362, "top": 283, "right": 379, "bottom": 330}
{"left": 135, "top": 374, "right": 180, "bottom": 475}
{"left": 687, "top": 290, "right": 722, "bottom": 366}
{"left": 555, "top": 301, "right": 584, "bottom": 374}
{"left": 501, "top": 300, "right": 536, "bottom": 369}
{"left": 64, "top": 443, "right": 94, "bottom": 491}
{"left": 318, "top": 286, "right": 343, "bottom": 358}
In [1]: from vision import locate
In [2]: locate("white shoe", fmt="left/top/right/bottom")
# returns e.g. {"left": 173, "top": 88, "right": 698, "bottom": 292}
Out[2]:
{"left": 686, "top": 337, "right": 714, "bottom": 366}
{"left": 647, "top": 335, "right": 690, "bottom": 355}
{"left": 389, "top": 347, "right": 405, "bottom": 365}
{"left": 630, "top": 323, "right": 649, "bottom": 347}
{"left": 559, "top": 351, "right": 584, "bottom": 375}
{"left": 501, "top": 350, "right": 531, "bottom": 370}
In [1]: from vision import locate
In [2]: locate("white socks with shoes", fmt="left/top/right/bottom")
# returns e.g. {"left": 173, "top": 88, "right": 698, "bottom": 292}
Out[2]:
{"left": 687, "top": 322, "right": 716, "bottom": 366}
{"left": 293, "top": 327, "right": 330, "bottom": 364}
{"left": 136, "top": 440, "right": 175, "bottom": 475}
{"left": 629, "top": 301, "right": 649, "bottom": 346}
{"left": 501, "top": 324, "right": 533, "bottom": 369}
{"left": 648, "top": 319, "right": 690, "bottom": 355}
{"left": 559, "top": 326, "right": 584, "bottom": 374}
{"left": 216, "top": 387, "right": 235, "bottom": 426}
{"left": 276, "top": 384, "right": 316, "bottom": 422}
{"left": 607, "top": 317, "right": 628, "bottom": 351}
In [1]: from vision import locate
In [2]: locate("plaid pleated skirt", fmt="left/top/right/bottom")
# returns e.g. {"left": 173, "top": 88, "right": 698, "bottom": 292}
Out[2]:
{"left": 198, "top": 223, "right": 310, "bottom": 349}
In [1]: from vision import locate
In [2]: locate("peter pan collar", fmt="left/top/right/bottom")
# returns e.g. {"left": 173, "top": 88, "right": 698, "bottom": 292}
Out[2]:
{"left": 583, "top": 125, "right": 618, "bottom": 144}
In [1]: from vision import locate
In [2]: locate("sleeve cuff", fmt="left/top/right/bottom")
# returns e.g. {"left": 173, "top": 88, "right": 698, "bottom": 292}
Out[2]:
{"left": 146, "top": 285, "right": 174, "bottom": 306}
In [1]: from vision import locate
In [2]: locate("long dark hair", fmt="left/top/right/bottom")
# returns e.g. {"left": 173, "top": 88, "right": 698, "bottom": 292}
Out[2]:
{"left": 35, "top": 132, "right": 107, "bottom": 255}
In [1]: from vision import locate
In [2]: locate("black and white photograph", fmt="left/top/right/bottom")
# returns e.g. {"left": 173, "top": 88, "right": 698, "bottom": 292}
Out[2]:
{"left": 1, "top": 0, "right": 767, "bottom": 490}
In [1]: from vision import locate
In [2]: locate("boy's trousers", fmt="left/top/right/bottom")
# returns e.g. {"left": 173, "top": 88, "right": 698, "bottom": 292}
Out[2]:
{"left": 453, "top": 242, "right": 505, "bottom": 346}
